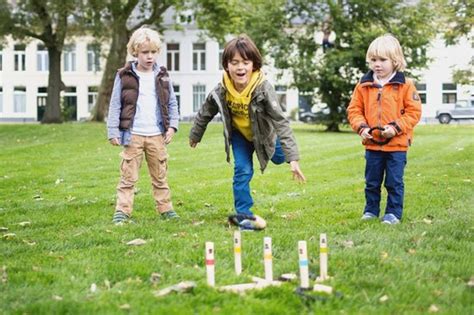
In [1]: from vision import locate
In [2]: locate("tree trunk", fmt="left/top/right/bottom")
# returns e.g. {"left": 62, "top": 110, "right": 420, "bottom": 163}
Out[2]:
{"left": 325, "top": 121, "right": 340, "bottom": 132}
{"left": 91, "top": 28, "right": 130, "bottom": 121}
{"left": 42, "top": 47, "right": 63, "bottom": 123}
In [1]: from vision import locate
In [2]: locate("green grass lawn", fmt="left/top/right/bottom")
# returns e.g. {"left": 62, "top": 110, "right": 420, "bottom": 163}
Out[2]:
{"left": 0, "top": 122, "right": 473, "bottom": 314}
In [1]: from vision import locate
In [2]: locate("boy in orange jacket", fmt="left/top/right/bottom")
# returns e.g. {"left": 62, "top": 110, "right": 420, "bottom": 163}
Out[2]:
{"left": 347, "top": 34, "right": 422, "bottom": 224}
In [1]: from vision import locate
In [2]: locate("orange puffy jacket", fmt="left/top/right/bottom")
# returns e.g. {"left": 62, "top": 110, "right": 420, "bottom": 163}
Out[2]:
{"left": 347, "top": 71, "right": 422, "bottom": 152}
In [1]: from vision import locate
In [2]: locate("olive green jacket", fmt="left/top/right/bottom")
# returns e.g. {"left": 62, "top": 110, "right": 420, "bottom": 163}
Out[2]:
{"left": 189, "top": 80, "right": 300, "bottom": 172}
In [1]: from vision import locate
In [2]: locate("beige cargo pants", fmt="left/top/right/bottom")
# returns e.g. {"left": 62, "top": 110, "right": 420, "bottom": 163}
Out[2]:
{"left": 115, "top": 134, "right": 172, "bottom": 215}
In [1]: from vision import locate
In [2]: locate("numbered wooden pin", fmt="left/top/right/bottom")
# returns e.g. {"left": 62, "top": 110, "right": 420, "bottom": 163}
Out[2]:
{"left": 234, "top": 231, "right": 242, "bottom": 275}
{"left": 263, "top": 237, "right": 273, "bottom": 282}
{"left": 298, "top": 241, "right": 310, "bottom": 289}
{"left": 205, "top": 242, "right": 215, "bottom": 286}
{"left": 317, "top": 233, "right": 329, "bottom": 282}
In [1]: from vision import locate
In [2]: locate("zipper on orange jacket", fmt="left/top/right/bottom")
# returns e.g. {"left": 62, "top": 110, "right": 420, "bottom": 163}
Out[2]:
{"left": 377, "top": 88, "right": 382, "bottom": 145}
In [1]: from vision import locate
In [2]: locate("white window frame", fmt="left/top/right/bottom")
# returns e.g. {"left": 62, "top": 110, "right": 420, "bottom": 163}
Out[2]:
{"left": 37, "top": 87, "right": 47, "bottom": 107}
{"left": 87, "top": 86, "right": 98, "bottom": 112}
{"left": 218, "top": 43, "right": 224, "bottom": 70}
{"left": 193, "top": 84, "right": 206, "bottom": 112}
{"left": 14, "top": 87, "right": 27, "bottom": 113}
{"left": 415, "top": 83, "right": 427, "bottom": 105}
{"left": 275, "top": 85, "right": 288, "bottom": 112}
{"left": 442, "top": 83, "right": 457, "bottom": 104}
{"left": 173, "top": 84, "right": 180, "bottom": 109}
{"left": 0, "top": 87, "right": 3, "bottom": 112}
{"left": 87, "top": 44, "right": 101, "bottom": 72}
{"left": 37, "top": 44, "right": 49, "bottom": 72}
{"left": 14, "top": 45, "right": 26, "bottom": 71}
{"left": 63, "top": 44, "right": 76, "bottom": 72}
{"left": 166, "top": 43, "right": 180, "bottom": 71}
{"left": 176, "top": 10, "right": 194, "bottom": 25}
{"left": 192, "top": 43, "right": 206, "bottom": 71}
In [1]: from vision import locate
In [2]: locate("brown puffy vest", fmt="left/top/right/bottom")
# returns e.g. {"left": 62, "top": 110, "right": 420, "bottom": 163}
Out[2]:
{"left": 117, "top": 62, "right": 170, "bottom": 131}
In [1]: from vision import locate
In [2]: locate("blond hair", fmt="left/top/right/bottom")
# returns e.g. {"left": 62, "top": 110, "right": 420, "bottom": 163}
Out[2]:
{"left": 127, "top": 27, "right": 162, "bottom": 57}
{"left": 366, "top": 34, "right": 407, "bottom": 71}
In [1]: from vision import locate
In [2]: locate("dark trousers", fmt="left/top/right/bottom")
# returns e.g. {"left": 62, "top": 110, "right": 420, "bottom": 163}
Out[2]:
{"left": 364, "top": 150, "right": 407, "bottom": 219}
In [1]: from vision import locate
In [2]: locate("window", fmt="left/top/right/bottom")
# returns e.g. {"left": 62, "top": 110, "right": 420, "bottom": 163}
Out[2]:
{"left": 192, "top": 43, "right": 206, "bottom": 71}
{"left": 173, "top": 85, "right": 180, "bottom": 113}
{"left": 63, "top": 44, "right": 76, "bottom": 72}
{"left": 0, "top": 87, "right": 3, "bottom": 112}
{"left": 14, "top": 44, "right": 26, "bottom": 71}
{"left": 442, "top": 83, "right": 457, "bottom": 104}
{"left": 63, "top": 86, "right": 77, "bottom": 121}
{"left": 0, "top": 50, "right": 3, "bottom": 71}
{"left": 218, "top": 43, "right": 224, "bottom": 70}
{"left": 37, "top": 44, "right": 49, "bottom": 71}
{"left": 415, "top": 83, "right": 427, "bottom": 104}
{"left": 37, "top": 87, "right": 47, "bottom": 107}
{"left": 166, "top": 43, "right": 180, "bottom": 71}
{"left": 87, "top": 44, "right": 101, "bottom": 72}
{"left": 177, "top": 10, "right": 194, "bottom": 24}
{"left": 275, "top": 85, "right": 287, "bottom": 112}
{"left": 442, "top": 83, "right": 456, "bottom": 90}
{"left": 37, "top": 87, "right": 47, "bottom": 121}
{"left": 14, "top": 87, "right": 27, "bottom": 113}
{"left": 193, "top": 84, "right": 206, "bottom": 112}
{"left": 88, "top": 86, "right": 98, "bottom": 111}
{"left": 443, "top": 93, "right": 457, "bottom": 104}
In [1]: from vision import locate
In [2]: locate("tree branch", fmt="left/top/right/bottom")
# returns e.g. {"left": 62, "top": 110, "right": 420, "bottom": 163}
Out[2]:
{"left": 10, "top": 25, "right": 44, "bottom": 42}
{"left": 30, "top": 0, "right": 53, "bottom": 40}
{"left": 123, "top": 0, "right": 140, "bottom": 16}
{"left": 55, "top": 2, "right": 70, "bottom": 46}
{"left": 131, "top": 1, "right": 171, "bottom": 32}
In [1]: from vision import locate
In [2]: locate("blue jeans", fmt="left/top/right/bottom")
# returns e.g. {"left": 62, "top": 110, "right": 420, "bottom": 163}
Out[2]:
{"left": 231, "top": 131, "right": 285, "bottom": 216}
{"left": 364, "top": 150, "right": 407, "bottom": 219}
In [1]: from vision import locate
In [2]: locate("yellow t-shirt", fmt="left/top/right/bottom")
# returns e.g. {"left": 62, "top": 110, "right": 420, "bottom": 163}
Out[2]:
{"left": 223, "top": 71, "right": 264, "bottom": 141}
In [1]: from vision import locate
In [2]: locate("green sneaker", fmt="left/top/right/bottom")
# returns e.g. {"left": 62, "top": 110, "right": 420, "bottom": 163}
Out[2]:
{"left": 112, "top": 210, "right": 132, "bottom": 224}
{"left": 161, "top": 210, "right": 180, "bottom": 220}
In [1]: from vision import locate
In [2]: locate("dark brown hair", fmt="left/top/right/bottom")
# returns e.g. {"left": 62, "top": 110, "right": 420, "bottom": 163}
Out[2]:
{"left": 221, "top": 34, "right": 263, "bottom": 72}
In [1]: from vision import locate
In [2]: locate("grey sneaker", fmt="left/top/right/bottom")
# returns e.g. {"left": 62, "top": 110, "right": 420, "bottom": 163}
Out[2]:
{"left": 112, "top": 210, "right": 132, "bottom": 224}
{"left": 228, "top": 214, "right": 266, "bottom": 231}
{"left": 361, "top": 212, "right": 378, "bottom": 221}
{"left": 161, "top": 210, "right": 180, "bottom": 220}
{"left": 382, "top": 213, "right": 400, "bottom": 225}
{"left": 239, "top": 219, "right": 258, "bottom": 231}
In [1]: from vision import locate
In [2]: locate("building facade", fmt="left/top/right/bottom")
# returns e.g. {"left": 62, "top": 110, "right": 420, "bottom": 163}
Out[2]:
{"left": 0, "top": 36, "right": 103, "bottom": 122}
{"left": 413, "top": 35, "right": 473, "bottom": 121}
{"left": 0, "top": 12, "right": 472, "bottom": 123}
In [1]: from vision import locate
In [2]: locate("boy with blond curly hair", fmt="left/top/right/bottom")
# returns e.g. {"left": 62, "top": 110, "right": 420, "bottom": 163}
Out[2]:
{"left": 107, "top": 27, "right": 179, "bottom": 224}
{"left": 347, "top": 34, "right": 422, "bottom": 225}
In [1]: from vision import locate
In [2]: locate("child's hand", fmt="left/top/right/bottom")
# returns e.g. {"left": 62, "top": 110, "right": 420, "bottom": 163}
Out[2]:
{"left": 189, "top": 139, "right": 198, "bottom": 148}
{"left": 109, "top": 138, "right": 120, "bottom": 146}
{"left": 359, "top": 128, "right": 373, "bottom": 140}
{"left": 290, "top": 161, "right": 306, "bottom": 183}
{"left": 164, "top": 128, "right": 175, "bottom": 144}
{"left": 381, "top": 125, "right": 396, "bottom": 138}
